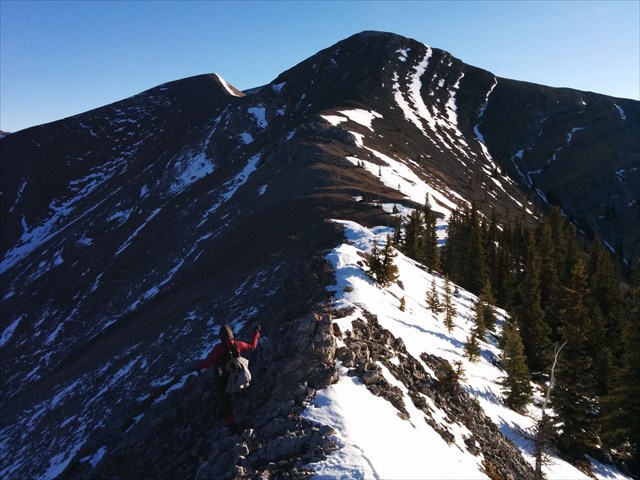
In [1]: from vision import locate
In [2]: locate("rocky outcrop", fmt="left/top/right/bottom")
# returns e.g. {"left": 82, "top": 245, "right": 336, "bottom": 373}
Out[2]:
{"left": 338, "top": 310, "right": 535, "bottom": 479}
{"left": 61, "top": 304, "right": 343, "bottom": 480}
{"left": 60, "top": 298, "right": 538, "bottom": 480}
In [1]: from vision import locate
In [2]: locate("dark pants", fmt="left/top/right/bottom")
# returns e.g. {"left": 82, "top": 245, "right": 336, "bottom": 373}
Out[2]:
{"left": 215, "top": 372, "right": 233, "bottom": 418}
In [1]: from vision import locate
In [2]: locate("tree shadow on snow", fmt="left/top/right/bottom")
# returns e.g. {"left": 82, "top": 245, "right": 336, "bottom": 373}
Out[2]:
{"left": 391, "top": 315, "right": 466, "bottom": 351}
{"left": 465, "top": 384, "right": 504, "bottom": 407}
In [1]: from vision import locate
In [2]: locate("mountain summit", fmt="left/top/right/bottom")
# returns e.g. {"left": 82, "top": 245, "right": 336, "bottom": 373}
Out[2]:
{"left": 1, "top": 31, "right": 638, "bottom": 479}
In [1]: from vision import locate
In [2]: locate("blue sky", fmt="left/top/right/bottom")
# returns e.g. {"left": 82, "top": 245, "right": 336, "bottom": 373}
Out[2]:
{"left": 1, "top": 0, "right": 638, "bottom": 133}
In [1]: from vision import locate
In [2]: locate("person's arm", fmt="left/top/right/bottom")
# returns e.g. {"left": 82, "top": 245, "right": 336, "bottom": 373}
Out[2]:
{"left": 237, "top": 328, "right": 260, "bottom": 353}
{"left": 194, "top": 344, "right": 222, "bottom": 371}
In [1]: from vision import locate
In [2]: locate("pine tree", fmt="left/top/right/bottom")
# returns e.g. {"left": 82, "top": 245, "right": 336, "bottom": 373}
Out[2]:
{"left": 587, "top": 305, "right": 611, "bottom": 397}
{"left": 553, "top": 257, "right": 600, "bottom": 458}
{"left": 392, "top": 214, "right": 403, "bottom": 246}
{"left": 403, "top": 209, "right": 424, "bottom": 261}
{"left": 364, "top": 236, "right": 399, "bottom": 287}
{"left": 440, "top": 209, "right": 464, "bottom": 283}
{"left": 465, "top": 205, "right": 490, "bottom": 294}
{"left": 423, "top": 193, "right": 433, "bottom": 217}
{"left": 422, "top": 211, "right": 440, "bottom": 273}
{"left": 464, "top": 327, "right": 481, "bottom": 362}
{"left": 473, "top": 299, "right": 487, "bottom": 339}
{"left": 426, "top": 276, "right": 442, "bottom": 313}
{"left": 443, "top": 276, "right": 456, "bottom": 332}
{"left": 588, "top": 239, "right": 623, "bottom": 371}
{"left": 561, "top": 223, "right": 580, "bottom": 286}
{"left": 538, "top": 221, "right": 563, "bottom": 341}
{"left": 363, "top": 240, "right": 383, "bottom": 283}
{"left": 478, "top": 278, "right": 497, "bottom": 332}
{"left": 399, "top": 296, "right": 406, "bottom": 311}
{"left": 379, "top": 235, "right": 399, "bottom": 287}
{"left": 601, "top": 262, "right": 640, "bottom": 473}
{"left": 493, "top": 224, "right": 518, "bottom": 308}
{"left": 516, "top": 236, "right": 552, "bottom": 374}
{"left": 500, "top": 322, "right": 533, "bottom": 412}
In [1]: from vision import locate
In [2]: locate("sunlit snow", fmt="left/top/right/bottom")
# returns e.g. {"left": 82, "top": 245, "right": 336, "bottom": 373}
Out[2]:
{"left": 215, "top": 73, "right": 241, "bottom": 97}
{"left": 302, "top": 219, "right": 631, "bottom": 480}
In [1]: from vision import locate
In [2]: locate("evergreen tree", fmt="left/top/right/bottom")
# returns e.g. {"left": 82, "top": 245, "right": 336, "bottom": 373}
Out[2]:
{"left": 423, "top": 211, "right": 440, "bottom": 272}
{"left": 364, "top": 236, "right": 399, "bottom": 287}
{"left": 478, "top": 278, "right": 497, "bottom": 332}
{"left": 500, "top": 322, "right": 533, "bottom": 412}
{"left": 495, "top": 223, "right": 519, "bottom": 308}
{"left": 423, "top": 193, "right": 433, "bottom": 217}
{"left": 363, "top": 240, "right": 383, "bottom": 283}
{"left": 399, "top": 296, "right": 406, "bottom": 311}
{"left": 587, "top": 305, "right": 610, "bottom": 396}
{"left": 538, "top": 221, "right": 563, "bottom": 341}
{"left": 465, "top": 205, "right": 490, "bottom": 293}
{"left": 588, "top": 239, "right": 623, "bottom": 368}
{"left": 473, "top": 299, "right": 487, "bottom": 339}
{"left": 464, "top": 327, "right": 481, "bottom": 362}
{"left": 392, "top": 214, "right": 403, "bottom": 246}
{"left": 443, "top": 276, "right": 456, "bottom": 332}
{"left": 516, "top": 236, "right": 552, "bottom": 374}
{"left": 426, "top": 276, "right": 442, "bottom": 313}
{"left": 601, "top": 263, "right": 640, "bottom": 473}
{"left": 379, "top": 235, "right": 400, "bottom": 287}
{"left": 441, "top": 209, "right": 465, "bottom": 283}
{"left": 553, "top": 257, "right": 600, "bottom": 458}
{"left": 561, "top": 223, "right": 580, "bottom": 286}
{"left": 403, "top": 209, "right": 424, "bottom": 261}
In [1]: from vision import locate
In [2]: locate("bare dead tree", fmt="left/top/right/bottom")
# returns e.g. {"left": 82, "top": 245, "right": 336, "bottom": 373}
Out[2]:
{"left": 533, "top": 341, "right": 567, "bottom": 480}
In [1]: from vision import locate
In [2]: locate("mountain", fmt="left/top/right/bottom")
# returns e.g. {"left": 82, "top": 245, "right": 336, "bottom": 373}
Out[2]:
{"left": 0, "top": 31, "right": 637, "bottom": 479}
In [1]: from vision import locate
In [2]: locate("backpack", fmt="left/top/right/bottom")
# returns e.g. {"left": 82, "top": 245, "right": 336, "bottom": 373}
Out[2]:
{"left": 225, "top": 356, "right": 252, "bottom": 393}
{"left": 224, "top": 341, "right": 251, "bottom": 393}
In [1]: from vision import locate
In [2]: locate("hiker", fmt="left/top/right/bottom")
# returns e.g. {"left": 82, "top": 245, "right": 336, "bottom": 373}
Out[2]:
{"left": 194, "top": 324, "right": 260, "bottom": 434}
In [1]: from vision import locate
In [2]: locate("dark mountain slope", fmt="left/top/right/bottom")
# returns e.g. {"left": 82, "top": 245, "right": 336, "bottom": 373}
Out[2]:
{"left": 480, "top": 78, "right": 639, "bottom": 257}
{"left": 0, "top": 31, "right": 637, "bottom": 479}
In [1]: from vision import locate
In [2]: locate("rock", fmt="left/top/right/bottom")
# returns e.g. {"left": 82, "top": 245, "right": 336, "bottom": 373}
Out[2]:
{"left": 361, "top": 369, "right": 382, "bottom": 385}
{"left": 233, "top": 442, "right": 250, "bottom": 457}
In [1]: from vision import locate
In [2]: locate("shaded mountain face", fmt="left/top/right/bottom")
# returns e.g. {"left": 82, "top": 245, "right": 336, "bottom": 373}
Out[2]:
{"left": 1, "top": 31, "right": 638, "bottom": 479}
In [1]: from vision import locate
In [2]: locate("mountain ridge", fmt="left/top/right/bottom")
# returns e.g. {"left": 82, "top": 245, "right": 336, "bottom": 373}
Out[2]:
{"left": 1, "top": 30, "right": 638, "bottom": 479}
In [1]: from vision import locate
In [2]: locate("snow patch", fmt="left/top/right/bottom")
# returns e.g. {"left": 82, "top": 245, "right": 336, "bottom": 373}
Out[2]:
{"left": 239, "top": 132, "right": 254, "bottom": 144}
{"left": 614, "top": 104, "right": 626, "bottom": 120}
{"left": 337, "top": 109, "right": 383, "bottom": 132}
{"left": 346, "top": 133, "right": 458, "bottom": 218}
{"left": 169, "top": 150, "right": 215, "bottom": 195}
{"left": 474, "top": 79, "right": 497, "bottom": 151}
{"left": 248, "top": 105, "right": 268, "bottom": 129}
{"left": 215, "top": 74, "right": 241, "bottom": 97}
{"left": 115, "top": 207, "right": 162, "bottom": 256}
{"left": 80, "top": 446, "right": 107, "bottom": 468}
{"left": 320, "top": 115, "right": 347, "bottom": 127}
{"left": 0, "top": 315, "right": 23, "bottom": 347}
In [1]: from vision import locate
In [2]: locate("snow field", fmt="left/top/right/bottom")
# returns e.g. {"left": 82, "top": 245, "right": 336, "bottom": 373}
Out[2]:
{"left": 302, "top": 219, "right": 630, "bottom": 480}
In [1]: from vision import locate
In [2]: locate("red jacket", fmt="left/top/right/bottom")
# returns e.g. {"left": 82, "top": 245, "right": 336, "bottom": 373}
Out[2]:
{"left": 195, "top": 330, "right": 260, "bottom": 372}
